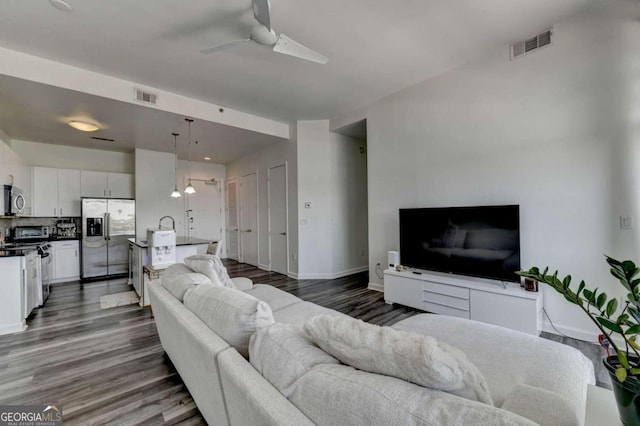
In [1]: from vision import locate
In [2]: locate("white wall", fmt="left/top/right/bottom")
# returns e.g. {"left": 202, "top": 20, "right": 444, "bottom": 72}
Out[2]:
{"left": 0, "top": 133, "right": 32, "bottom": 215}
{"left": 226, "top": 137, "right": 299, "bottom": 274}
{"left": 11, "top": 140, "right": 133, "bottom": 173}
{"left": 359, "top": 1, "right": 640, "bottom": 340}
{"left": 297, "top": 120, "right": 369, "bottom": 279}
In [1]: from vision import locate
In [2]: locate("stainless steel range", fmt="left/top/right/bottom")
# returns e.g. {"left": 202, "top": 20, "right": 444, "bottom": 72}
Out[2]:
{"left": 10, "top": 226, "right": 53, "bottom": 304}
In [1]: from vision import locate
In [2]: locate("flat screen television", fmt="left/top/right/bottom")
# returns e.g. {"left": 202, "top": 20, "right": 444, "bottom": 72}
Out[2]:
{"left": 399, "top": 205, "right": 520, "bottom": 282}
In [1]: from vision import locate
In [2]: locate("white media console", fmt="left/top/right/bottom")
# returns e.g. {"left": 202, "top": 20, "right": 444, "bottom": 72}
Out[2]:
{"left": 384, "top": 268, "right": 543, "bottom": 335}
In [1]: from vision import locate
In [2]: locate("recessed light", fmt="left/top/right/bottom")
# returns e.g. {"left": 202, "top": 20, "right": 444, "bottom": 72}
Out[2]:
{"left": 69, "top": 120, "right": 99, "bottom": 132}
{"left": 204, "top": 157, "right": 211, "bottom": 161}
{"left": 50, "top": 0, "right": 73, "bottom": 12}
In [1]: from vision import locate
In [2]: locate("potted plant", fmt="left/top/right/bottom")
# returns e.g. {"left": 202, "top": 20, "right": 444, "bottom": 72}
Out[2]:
{"left": 518, "top": 256, "right": 640, "bottom": 426}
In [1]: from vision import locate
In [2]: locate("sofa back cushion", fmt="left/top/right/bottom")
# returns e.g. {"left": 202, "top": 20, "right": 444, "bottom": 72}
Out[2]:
{"left": 303, "top": 315, "right": 493, "bottom": 405}
{"left": 161, "top": 272, "right": 215, "bottom": 302}
{"left": 185, "top": 254, "right": 235, "bottom": 288}
{"left": 249, "top": 323, "right": 339, "bottom": 396}
{"left": 289, "top": 364, "right": 536, "bottom": 426}
{"left": 184, "top": 285, "right": 274, "bottom": 357}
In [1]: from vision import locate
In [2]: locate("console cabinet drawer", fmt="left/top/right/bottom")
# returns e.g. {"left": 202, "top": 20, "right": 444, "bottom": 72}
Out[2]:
{"left": 423, "top": 301, "right": 470, "bottom": 319}
{"left": 423, "top": 290, "right": 470, "bottom": 311}
{"left": 423, "top": 280, "right": 469, "bottom": 299}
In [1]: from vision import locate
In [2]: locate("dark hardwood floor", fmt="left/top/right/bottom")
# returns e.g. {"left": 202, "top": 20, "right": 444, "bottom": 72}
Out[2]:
{"left": 0, "top": 260, "right": 608, "bottom": 425}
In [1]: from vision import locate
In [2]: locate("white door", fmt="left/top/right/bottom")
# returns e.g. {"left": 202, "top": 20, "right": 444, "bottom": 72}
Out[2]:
{"left": 240, "top": 173, "right": 258, "bottom": 266}
{"left": 33, "top": 167, "right": 59, "bottom": 217}
{"left": 57, "top": 169, "right": 81, "bottom": 217}
{"left": 184, "top": 179, "right": 223, "bottom": 243}
{"left": 269, "top": 165, "right": 288, "bottom": 275}
{"left": 81, "top": 171, "right": 108, "bottom": 197}
{"left": 226, "top": 180, "right": 239, "bottom": 260}
{"left": 107, "top": 173, "right": 134, "bottom": 198}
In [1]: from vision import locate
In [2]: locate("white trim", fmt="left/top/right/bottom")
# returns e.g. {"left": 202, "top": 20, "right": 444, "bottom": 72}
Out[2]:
{"left": 225, "top": 178, "right": 239, "bottom": 261}
{"left": 258, "top": 263, "right": 271, "bottom": 272}
{"left": 297, "top": 265, "right": 369, "bottom": 280}
{"left": 288, "top": 272, "right": 299, "bottom": 279}
{"left": 368, "top": 282, "right": 384, "bottom": 292}
{"left": 541, "top": 319, "right": 598, "bottom": 342}
{"left": 239, "top": 172, "right": 259, "bottom": 266}
{"left": 0, "top": 321, "right": 27, "bottom": 336}
{"left": 268, "top": 163, "right": 289, "bottom": 276}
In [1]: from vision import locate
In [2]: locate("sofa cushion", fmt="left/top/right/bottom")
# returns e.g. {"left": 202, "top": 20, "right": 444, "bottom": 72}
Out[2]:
{"left": 501, "top": 384, "right": 580, "bottom": 426}
{"left": 184, "top": 285, "right": 274, "bottom": 357}
{"left": 249, "top": 323, "right": 339, "bottom": 396}
{"left": 303, "top": 315, "right": 493, "bottom": 404}
{"left": 161, "top": 272, "right": 215, "bottom": 302}
{"left": 245, "top": 284, "right": 303, "bottom": 312}
{"left": 272, "top": 301, "right": 347, "bottom": 325}
{"left": 161, "top": 263, "right": 194, "bottom": 278}
{"left": 392, "top": 313, "right": 594, "bottom": 422}
{"left": 289, "top": 364, "right": 536, "bottom": 426}
{"left": 184, "top": 255, "right": 234, "bottom": 288}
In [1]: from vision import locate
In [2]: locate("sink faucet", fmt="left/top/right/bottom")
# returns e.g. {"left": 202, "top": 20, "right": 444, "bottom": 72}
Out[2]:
{"left": 159, "top": 216, "right": 175, "bottom": 231}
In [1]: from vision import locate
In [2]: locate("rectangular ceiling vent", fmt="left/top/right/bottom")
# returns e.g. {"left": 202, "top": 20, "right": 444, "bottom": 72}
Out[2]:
{"left": 511, "top": 28, "right": 553, "bottom": 60}
{"left": 91, "top": 136, "right": 115, "bottom": 142}
{"left": 134, "top": 88, "right": 158, "bottom": 105}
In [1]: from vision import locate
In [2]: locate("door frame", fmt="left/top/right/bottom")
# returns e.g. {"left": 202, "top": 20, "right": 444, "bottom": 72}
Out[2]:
{"left": 267, "top": 163, "right": 289, "bottom": 275}
{"left": 225, "top": 177, "right": 239, "bottom": 260}
{"left": 239, "top": 171, "right": 259, "bottom": 265}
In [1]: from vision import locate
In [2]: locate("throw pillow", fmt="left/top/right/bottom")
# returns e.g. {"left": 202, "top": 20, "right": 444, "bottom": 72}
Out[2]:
{"left": 184, "top": 255, "right": 235, "bottom": 288}
{"left": 303, "top": 315, "right": 494, "bottom": 405}
{"left": 184, "top": 284, "right": 274, "bottom": 357}
{"left": 161, "top": 272, "right": 215, "bottom": 302}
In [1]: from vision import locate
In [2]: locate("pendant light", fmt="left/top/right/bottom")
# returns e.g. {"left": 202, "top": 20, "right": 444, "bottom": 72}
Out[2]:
{"left": 170, "top": 132, "right": 181, "bottom": 198}
{"left": 184, "top": 118, "right": 196, "bottom": 194}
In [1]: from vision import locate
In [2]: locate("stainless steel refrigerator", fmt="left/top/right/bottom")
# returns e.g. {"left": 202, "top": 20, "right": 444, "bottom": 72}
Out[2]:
{"left": 81, "top": 198, "right": 135, "bottom": 279}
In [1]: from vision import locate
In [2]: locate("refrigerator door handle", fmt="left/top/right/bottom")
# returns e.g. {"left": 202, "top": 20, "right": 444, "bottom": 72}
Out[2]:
{"left": 104, "top": 213, "right": 108, "bottom": 240}
{"left": 106, "top": 213, "right": 111, "bottom": 241}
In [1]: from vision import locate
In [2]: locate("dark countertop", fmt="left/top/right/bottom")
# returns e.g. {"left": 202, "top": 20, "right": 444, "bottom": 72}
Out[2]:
{"left": 6, "top": 236, "right": 81, "bottom": 245}
{"left": 0, "top": 247, "right": 38, "bottom": 257}
{"left": 128, "top": 236, "right": 215, "bottom": 248}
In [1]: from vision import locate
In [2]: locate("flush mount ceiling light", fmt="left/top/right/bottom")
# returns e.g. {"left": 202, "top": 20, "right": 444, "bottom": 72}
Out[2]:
{"left": 170, "top": 132, "right": 182, "bottom": 198}
{"left": 68, "top": 120, "right": 99, "bottom": 132}
{"left": 50, "top": 0, "right": 73, "bottom": 12}
{"left": 204, "top": 157, "right": 211, "bottom": 161}
{"left": 184, "top": 118, "right": 196, "bottom": 195}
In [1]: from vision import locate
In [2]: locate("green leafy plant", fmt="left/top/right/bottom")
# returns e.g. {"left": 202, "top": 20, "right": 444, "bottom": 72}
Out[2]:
{"left": 518, "top": 256, "right": 640, "bottom": 382}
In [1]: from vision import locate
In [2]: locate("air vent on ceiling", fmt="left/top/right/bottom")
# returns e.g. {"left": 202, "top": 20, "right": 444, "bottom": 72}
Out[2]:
{"left": 134, "top": 88, "right": 158, "bottom": 105}
{"left": 91, "top": 136, "right": 115, "bottom": 142}
{"left": 511, "top": 28, "right": 553, "bottom": 60}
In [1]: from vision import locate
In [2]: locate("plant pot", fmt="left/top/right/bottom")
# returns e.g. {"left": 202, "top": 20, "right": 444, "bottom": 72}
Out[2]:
{"left": 604, "top": 356, "right": 640, "bottom": 426}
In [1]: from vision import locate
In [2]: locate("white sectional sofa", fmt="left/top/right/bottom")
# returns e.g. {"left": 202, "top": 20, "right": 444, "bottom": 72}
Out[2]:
{"left": 149, "top": 261, "right": 596, "bottom": 426}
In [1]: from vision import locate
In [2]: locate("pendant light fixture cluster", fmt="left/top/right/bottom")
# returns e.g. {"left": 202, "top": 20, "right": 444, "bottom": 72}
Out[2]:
{"left": 184, "top": 118, "right": 196, "bottom": 195}
{"left": 169, "top": 118, "right": 198, "bottom": 198}
{"left": 170, "top": 132, "right": 181, "bottom": 198}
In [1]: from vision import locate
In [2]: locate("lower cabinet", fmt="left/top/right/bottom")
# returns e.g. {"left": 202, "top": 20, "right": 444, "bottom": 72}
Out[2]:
{"left": 52, "top": 241, "right": 80, "bottom": 283}
{"left": 384, "top": 269, "right": 543, "bottom": 335}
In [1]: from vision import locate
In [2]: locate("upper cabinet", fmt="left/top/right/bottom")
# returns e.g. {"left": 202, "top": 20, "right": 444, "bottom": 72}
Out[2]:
{"left": 33, "top": 167, "right": 81, "bottom": 217}
{"left": 80, "top": 171, "right": 134, "bottom": 199}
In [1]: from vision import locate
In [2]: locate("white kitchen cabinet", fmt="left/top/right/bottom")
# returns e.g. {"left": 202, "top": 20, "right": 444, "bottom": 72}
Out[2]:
{"left": 81, "top": 171, "right": 134, "bottom": 199}
{"left": 33, "top": 167, "right": 81, "bottom": 217}
{"left": 51, "top": 240, "right": 80, "bottom": 283}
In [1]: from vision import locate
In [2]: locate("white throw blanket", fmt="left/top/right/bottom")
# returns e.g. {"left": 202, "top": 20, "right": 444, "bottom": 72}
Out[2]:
{"left": 304, "top": 315, "right": 494, "bottom": 405}
{"left": 184, "top": 254, "right": 236, "bottom": 288}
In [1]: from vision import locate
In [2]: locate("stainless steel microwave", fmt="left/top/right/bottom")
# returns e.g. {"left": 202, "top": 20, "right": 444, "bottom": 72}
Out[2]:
{"left": 3, "top": 185, "right": 25, "bottom": 216}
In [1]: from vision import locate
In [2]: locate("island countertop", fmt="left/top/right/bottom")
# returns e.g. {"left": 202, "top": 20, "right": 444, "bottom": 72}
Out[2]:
{"left": 127, "top": 237, "right": 215, "bottom": 248}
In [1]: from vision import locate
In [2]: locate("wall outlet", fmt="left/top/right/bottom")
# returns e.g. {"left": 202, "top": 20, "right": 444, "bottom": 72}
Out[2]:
{"left": 621, "top": 216, "right": 633, "bottom": 229}
{"left": 304, "top": 202, "right": 312, "bottom": 209}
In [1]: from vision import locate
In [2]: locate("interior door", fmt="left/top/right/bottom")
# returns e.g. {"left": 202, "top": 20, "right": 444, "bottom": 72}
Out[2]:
{"left": 226, "top": 179, "right": 239, "bottom": 260}
{"left": 240, "top": 173, "right": 258, "bottom": 266}
{"left": 269, "top": 165, "right": 288, "bottom": 275}
{"left": 185, "top": 179, "right": 222, "bottom": 243}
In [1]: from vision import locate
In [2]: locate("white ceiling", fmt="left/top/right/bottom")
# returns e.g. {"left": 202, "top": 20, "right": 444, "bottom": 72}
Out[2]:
{"left": 0, "top": 74, "right": 285, "bottom": 163}
{"left": 0, "top": 0, "right": 607, "bottom": 123}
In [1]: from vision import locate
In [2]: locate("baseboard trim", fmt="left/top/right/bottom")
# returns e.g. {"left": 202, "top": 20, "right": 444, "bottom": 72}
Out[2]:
{"left": 0, "top": 321, "right": 26, "bottom": 335}
{"left": 368, "top": 282, "right": 384, "bottom": 292}
{"left": 297, "top": 266, "right": 369, "bottom": 280}
{"left": 541, "top": 319, "right": 598, "bottom": 342}
{"left": 288, "top": 272, "right": 299, "bottom": 279}
{"left": 258, "top": 263, "right": 271, "bottom": 272}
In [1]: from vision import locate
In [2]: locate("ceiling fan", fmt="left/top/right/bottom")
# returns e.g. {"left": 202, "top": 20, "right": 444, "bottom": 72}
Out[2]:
{"left": 200, "top": 0, "right": 328, "bottom": 64}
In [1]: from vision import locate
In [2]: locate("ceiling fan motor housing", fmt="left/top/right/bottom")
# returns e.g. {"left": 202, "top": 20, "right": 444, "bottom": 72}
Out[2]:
{"left": 251, "top": 25, "right": 278, "bottom": 46}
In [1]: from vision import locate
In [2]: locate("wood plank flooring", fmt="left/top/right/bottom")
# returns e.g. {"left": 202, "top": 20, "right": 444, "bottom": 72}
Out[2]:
{"left": 0, "top": 260, "right": 610, "bottom": 425}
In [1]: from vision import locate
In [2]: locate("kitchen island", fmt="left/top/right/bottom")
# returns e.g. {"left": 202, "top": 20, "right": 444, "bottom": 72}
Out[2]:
{"left": 0, "top": 249, "right": 39, "bottom": 335}
{"left": 128, "top": 236, "right": 216, "bottom": 306}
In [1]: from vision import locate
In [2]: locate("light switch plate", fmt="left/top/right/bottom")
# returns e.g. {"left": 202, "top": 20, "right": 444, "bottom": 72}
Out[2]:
{"left": 621, "top": 216, "right": 633, "bottom": 229}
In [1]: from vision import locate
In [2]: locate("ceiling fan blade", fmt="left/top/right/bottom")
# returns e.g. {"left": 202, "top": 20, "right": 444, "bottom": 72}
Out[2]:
{"left": 273, "top": 34, "right": 328, "bottom": 64}
{"left": 200, "top": 39, "right": 251, "bottom": 55}
{"left": 252, "top": 0, "right": 271, "bottom": 31}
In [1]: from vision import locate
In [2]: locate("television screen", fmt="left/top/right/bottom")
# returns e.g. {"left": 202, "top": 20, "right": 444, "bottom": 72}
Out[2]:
{"left": 399, "top": 205, "right": 520, "bottom": 282}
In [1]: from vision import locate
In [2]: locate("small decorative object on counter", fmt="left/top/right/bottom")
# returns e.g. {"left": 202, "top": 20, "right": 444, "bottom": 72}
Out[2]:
{"left": 524, "top": 278, "right": 538, "bottom": 292}
{"left": 395, "top": 264, "right": 406, "bottom": 272}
